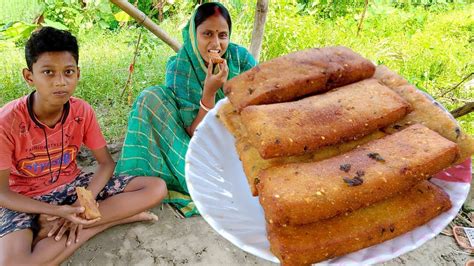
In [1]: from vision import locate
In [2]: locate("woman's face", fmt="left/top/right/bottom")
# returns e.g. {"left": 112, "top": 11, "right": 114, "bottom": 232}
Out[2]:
{"left": 196, "top": 14, "right": 229, "bottom": 64}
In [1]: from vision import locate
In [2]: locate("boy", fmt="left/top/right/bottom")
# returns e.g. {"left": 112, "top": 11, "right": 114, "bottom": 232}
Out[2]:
{"left": 0, "top": 27, "right": 167, "bottom": 265}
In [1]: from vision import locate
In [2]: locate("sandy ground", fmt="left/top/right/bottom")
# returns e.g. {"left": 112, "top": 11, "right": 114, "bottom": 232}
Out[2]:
{"left": 63, "top": 146, "right": 473, "bottom": 265}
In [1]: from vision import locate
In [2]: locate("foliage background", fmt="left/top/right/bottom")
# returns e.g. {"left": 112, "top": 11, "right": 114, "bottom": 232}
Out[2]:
{"left": 0, "top": 0, "right": 472, "bottom": 141}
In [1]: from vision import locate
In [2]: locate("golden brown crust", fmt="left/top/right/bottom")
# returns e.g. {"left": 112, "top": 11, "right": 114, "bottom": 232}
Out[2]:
{"left": 209, "top": 52, "right": 224, "bottom": 64}
{"left": 257, "top": 124, "right": 459, "bottom": 226}
{"left": 75, "top": 187, "right": 101, "bottom": 220}
{"left": 267, "top": 181, "right": 452, "bottom": 265}
{"left": 217, "top": 102, "right": 247, "bottom": 139}
{"left": 241, "top": 79, "right": 411, "bottom": 159}
{"left": 224, "top": 46, "right": 376, "bottom": 111}
{"left": 237, "top": 131, "right": 385, "bottom": 196}
{"left": 374, "top": 65, "right": 474, "bottom": 163}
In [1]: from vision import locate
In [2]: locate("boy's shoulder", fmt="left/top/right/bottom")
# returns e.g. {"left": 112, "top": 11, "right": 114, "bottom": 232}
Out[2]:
{"left": 0, "top": 96, "right": 28, "bottom": 124}
{"left": 69, "top": 96, "right": 93, "bottom": 110}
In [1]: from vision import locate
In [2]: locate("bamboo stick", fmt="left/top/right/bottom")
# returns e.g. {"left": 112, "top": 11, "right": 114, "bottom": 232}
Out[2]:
{"left": 109, "top": 0, "right": 181, "bottom": 52}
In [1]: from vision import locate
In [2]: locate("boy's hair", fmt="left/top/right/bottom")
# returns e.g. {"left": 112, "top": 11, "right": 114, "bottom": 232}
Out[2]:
{"left": 194, "top": 3, "right": 232, "bottom": 34}
{"left": 25, "top": 27, "right": 79, "bottom": 70}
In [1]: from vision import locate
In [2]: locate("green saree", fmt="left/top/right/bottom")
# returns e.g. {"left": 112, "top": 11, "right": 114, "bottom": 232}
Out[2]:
{"left": 115, "top": 5, "right": 257, "bottom": 217}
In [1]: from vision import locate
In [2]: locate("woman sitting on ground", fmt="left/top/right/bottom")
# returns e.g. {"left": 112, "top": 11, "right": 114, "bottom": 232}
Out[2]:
{"left": 115, "top": 3, "right": 257, "bottom": 217}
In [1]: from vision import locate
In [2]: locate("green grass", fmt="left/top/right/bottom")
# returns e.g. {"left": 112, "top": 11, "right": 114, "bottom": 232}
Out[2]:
{"left": 0, "top": 1, "right": 473, "bottom": 141}
{"left": 0, "top": 0, "right": 42, "bottom": 23}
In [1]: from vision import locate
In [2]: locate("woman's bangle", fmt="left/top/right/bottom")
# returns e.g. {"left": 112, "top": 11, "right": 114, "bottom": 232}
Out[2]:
{"left": 200, "top": 99, "right": 212, "bottom": 112}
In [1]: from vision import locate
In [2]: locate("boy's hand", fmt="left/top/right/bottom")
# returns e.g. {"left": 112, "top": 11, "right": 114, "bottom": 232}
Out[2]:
{"left": 56, "top": 204, "right": 99, "bottom": 225}
{"left": 48, "top": 204, "right": 100, "bottom": 246}
{"left": 47, "top": 218, "right": 83, "bottom": 246}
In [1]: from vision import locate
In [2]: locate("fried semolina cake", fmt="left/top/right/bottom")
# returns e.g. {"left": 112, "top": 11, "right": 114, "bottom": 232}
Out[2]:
{"left": 237, "top": 131, "right": 385, "bottom": 196}
{"left": 267, "top": 181, "right": 452, "bottom": 266}
{"left": 224, "top": 46, "right": 376, "bottom": 111}
{"left": 236, "top": 138, "right": 313, "bottom": 196}
{"left": 257, "top": 124, "right": 459, "bottom": 226}
{"left": 75, "top": 187, "right": 101, "bottom": 220}
{"left": 241, "top": 79, "right": 411, "bottom": 159}
{"left": 374, "top": 65, "right": 474, "bottom": 163}
{"left": 217, "top": 101, "right": 247, "bottom": 139}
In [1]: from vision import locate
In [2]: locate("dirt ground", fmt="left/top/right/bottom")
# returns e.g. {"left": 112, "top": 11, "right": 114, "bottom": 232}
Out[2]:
{"left": 63, "top": 144, "right": 474, "bottom": 265}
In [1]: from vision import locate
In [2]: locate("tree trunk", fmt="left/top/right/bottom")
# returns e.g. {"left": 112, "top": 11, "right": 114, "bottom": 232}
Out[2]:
{"left": 110, "top": 0, "right": 181, "bottom": 52}
{"left": 250, "top": 0, "right": 269, "bottom": 62}
{"left": 451, "top": 102, "right": 474, "bottom": 118}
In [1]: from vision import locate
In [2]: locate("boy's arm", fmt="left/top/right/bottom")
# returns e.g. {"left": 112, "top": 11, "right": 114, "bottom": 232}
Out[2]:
{"left": 0, "top": 169, "right": 95, "bottom": 225}
{"left": 0, "top": 169, "right": 60, "bottom": 215}
{"left": 86, "top": 146, "right": 116, "bottom": 198}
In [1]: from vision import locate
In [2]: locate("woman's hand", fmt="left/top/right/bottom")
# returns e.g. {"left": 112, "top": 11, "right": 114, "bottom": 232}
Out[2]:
{"left": 202, "top": 60, "right": 229, "bottom": 108}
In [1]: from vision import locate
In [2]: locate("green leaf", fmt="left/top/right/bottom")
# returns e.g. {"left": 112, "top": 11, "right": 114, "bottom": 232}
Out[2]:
{"left": 41, "top": 19, "right": 69, "bottom": 31}
{"left": 2, "top": 22, "right": 36, "bottom": 41}
{"left": 114, "top": 11, "right": 131, "bottom": 22}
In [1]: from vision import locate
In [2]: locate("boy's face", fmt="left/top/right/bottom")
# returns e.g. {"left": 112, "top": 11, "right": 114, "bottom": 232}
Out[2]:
{"left": 22, "top": 51, "right": 80, "bottom": 108}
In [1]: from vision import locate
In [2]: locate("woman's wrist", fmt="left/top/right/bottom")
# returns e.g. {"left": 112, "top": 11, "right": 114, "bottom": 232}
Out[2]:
{"left": 200, "top": 93, "right": 215, "bottom": 110}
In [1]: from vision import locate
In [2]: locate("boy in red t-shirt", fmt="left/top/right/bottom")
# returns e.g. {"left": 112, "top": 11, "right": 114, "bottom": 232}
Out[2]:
{"left": 0, "top": 27, "right": 167, "bottom": 264}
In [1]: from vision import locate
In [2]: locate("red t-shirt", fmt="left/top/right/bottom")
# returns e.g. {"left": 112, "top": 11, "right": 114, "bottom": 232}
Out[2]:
{"left": 0, "top": 96, "right": 107, "bottom": 197}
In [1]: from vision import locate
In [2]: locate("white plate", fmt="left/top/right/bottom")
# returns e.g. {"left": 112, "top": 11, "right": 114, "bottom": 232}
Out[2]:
{"left": 185, "top": 98, "right": 471, "bottom": 265}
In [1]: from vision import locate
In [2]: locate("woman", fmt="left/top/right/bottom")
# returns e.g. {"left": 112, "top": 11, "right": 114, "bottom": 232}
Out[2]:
{"left": 115, "top": 3, "right": 257, "bottom": 217}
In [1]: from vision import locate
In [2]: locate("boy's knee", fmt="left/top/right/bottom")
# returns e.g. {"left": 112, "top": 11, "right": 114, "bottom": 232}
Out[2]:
{"left": 154, "top": 178, "right": 168, "bottom": 199}
{"left": 146, "top": 177, "right": 168, "bottom": 203}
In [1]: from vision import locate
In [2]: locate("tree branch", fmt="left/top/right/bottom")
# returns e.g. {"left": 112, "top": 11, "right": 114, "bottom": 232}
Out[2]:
{"left": 110, "top": 0, "right": 181, "bottom": 52}
{"left": 451, "top": 102, "right": 474, "bottom": 118}
{"left": 436, "top": 72, "right": 473, "bottom": 99}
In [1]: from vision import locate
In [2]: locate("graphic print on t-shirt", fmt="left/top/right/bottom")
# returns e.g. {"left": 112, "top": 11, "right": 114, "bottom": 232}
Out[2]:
{"left": 17, "top": 145, "right": 78, "bottom": 177}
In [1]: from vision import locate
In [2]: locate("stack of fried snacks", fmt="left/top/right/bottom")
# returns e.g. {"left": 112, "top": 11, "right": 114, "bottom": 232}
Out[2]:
{"left": 241, "top": 79, "right": 411, "bottom": 158}
{"left": 224, "top": 46, "right": 376, "bottom": 111}
{"left": 373, "top": 66, "right": 474, "bottom": 163}
{"left": 257, "top": 124, "right": 458, "bottom": 226}
{"left": 219, "top": 104, "right": 386, "bottom": 196}
{"left": 217, "top": 46, "right": 473, "bottom": 265}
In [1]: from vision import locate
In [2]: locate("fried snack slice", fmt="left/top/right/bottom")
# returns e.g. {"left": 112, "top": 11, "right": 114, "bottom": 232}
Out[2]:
{"left": 257, "top": 124, "right": 459, "bottom": 226}
{"left": 374, "top": 65, "right": 474, "bottom": 163}
{"left": 224, "top": 46, "right": 376, "bottom": 111}
{"left": 217, "top": 101, "right": 247, "bottom": 139}
{"left": 241, "top": 79, "right": 411, "bottom": 159}
{"left": 209, "top": 52, "right": 224, "bottom": 64}
{"left": 75, "top": 187, "right": 101, "bottom": 220}
{"left": 236, "top": 131, "right": 385, "bottom": 196}
{"left": 217, "top": 102, "right": 385, "bottom": 196}
{"left": 267, "top": 181, "right": 452, "bottom": 266}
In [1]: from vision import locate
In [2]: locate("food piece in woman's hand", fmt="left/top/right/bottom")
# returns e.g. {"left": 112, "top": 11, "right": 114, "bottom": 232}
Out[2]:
{"left": 75, "top": 187, "right": 101, "bottom": 220}
{"left": 209, "top": 52, "right": 224, "bottom": 64}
